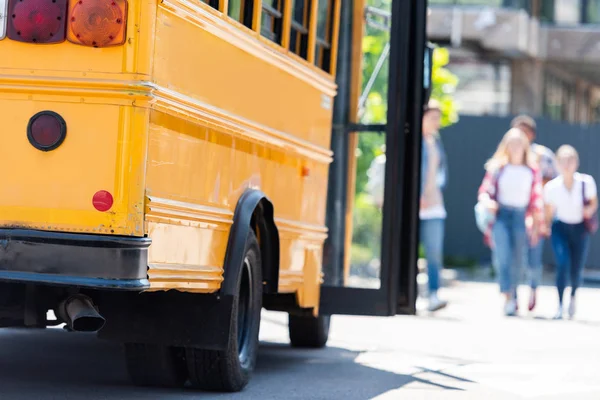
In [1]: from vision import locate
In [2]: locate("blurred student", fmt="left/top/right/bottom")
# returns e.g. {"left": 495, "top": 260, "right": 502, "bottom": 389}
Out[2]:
{"left": 544, "top": 145, "right": 598, "bottom": 319}
{"left": 478, "top": 128, "right": 543, "bottom": 316}
{"left": 510, "top": 115, "right": 557, "bottom": 311}
{"left": 420, "top": 99, "right": 449, "bottom": 312}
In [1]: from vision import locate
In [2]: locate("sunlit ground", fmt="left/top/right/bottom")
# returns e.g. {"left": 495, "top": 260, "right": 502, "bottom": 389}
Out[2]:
{"left": 262, "top": 270, "right": 600, "bottom": 399}
{"left": 3, "top": 268, "right": 598, "bottom": 399}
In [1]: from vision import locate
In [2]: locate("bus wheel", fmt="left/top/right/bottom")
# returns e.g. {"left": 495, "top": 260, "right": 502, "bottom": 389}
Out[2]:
{"left": 288, "top": 314, "right": 330, "bottom": 348}
{"left": 124, "top": 343, "right": 188, "bottom": 387}
{"left": 186, "top": 231, "right": 262, "bottom": 392}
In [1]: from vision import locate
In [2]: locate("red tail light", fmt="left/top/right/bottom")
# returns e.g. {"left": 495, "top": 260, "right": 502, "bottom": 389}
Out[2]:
{"left": 67, "top": 0, "right": 127, "bottom": 48}
{"left": 7, "top": 0, "right": 67, "bottom": 43}
{"left": 27, "top": 111, "right": 67, "bottom": 151}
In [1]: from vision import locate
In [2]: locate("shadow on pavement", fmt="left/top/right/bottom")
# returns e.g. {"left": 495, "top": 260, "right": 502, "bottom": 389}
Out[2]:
{"left": 0, "top": 328, "right": 469, "bottom": 400}
{"left": 251, "top": 342, "right": 466, "bottom": 399}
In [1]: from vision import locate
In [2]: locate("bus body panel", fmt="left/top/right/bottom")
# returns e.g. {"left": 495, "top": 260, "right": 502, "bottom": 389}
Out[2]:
{"left": 0, "top": 0, "right": 337, "bottom": 310}
{"left": 0, "top": 98, "right": 148, "bottom": 236}
{"left": 142, "top": 2, "right": 335, "bottom": 306}
{"left": 0, "top": 0, "right": 156, "bottom": 236}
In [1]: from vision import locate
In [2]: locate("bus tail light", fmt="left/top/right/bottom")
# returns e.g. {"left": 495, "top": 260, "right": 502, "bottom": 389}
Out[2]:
{"left": 1, "top": 0, "right": 8, "bottom": 40}
{"left": 7, "top": 0, "right": 68, "bottom": 43}
{"left": 27, "top": 111, "right": 67, "bottom": 151}
{"left": 66, "top": 0, "right": 127, "bottom": 48}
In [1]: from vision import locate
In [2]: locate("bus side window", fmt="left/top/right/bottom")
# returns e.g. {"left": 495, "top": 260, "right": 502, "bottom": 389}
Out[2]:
{"left": 315, "top": 0, "right": 334, "bottom": 73}
{"left": 289, "top": 0, "right": 311, "bottom": 60}
{"left": 260, "top": 0, "right": 285, "bottom": 44}
{"left": 228, "top": 0, "right": 255, "bottom": 29}
{"left": 200, "top": 0, "right": 219, "bottom": 9}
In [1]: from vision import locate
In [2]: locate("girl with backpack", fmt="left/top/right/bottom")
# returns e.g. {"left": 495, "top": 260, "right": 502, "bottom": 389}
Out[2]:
{"left": 476, "top": 128, "right": 544, "bottom": 316}
{"left": 543, "top": 145, "right": 598, "bottom": 319}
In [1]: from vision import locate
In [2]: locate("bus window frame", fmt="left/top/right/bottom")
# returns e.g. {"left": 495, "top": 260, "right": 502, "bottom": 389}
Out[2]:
{"left": 260, "top": 0, "right": 284, "bottom": 44}
{"left": 217, "top": 0, "right": 340, "bottom": 76}
{"left": 315, "top": 0, "right": 339, "bottom": 73}
{"left": 200, "top": 0, "right": 220, "bottom": 8}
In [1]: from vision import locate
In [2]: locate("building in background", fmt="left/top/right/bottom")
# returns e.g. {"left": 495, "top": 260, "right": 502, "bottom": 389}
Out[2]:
{"left": 428, "top": 0, "right": 600, "bottom": 123}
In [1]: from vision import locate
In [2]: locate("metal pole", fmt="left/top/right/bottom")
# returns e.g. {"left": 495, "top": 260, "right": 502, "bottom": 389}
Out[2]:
{"left": 358, "top": 42, "right": 391, "bottom": 119}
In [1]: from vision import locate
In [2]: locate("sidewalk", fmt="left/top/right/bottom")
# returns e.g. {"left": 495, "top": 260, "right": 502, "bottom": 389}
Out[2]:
{"left": 417, "top": 260, "right": 600, "bottom": 301}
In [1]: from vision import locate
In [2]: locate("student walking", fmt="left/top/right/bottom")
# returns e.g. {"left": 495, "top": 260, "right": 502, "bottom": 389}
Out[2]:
{"left": 544, "top": 145, "right": 598, "bottom": 319}
{"left": 420, "top": 99, "right": 449, "bottom": 312}
{"left": 510, "top": 115, "right": 558, "bottom": 311}
{"left": 477, "top": 128, "right": 543, "bottom": 316}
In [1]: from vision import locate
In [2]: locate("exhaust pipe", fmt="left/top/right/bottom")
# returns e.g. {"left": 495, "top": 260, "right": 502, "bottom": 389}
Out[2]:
{"left": 58, "top": 295, "right": 105, "bottom": 333}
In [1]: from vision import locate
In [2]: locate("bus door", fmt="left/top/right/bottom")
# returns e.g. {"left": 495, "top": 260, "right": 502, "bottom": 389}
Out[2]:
{"left": 319, "top": 0, "right": 430, "bottom": 317}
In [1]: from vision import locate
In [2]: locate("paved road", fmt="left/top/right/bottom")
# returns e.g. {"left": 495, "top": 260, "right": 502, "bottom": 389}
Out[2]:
{"left": 1, "top": 277, "right": 600, "bottom": 399}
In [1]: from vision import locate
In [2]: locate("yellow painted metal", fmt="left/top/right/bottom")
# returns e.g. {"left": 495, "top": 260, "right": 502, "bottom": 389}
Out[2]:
{"left": 343, "top": 0, "right": 366, "bottom": 284}
{"left": 0, "top": 93, "right": 150, "bottom": 236}
{"left": 307, "top": 0, "right": 319, "bottom": 64}
{"left": 253, "top": 0, "right": 263, "bottom": 32}
{"left": 0, "top": 0, "right": 342, "bottom": 310}
{"left": 329, "top": 0, "right": 342, "bottom": 76}
{"left": 0, "top": 0, "right": 156, "bottom": 236}
{"left": 281, "top": 0, "right": 293, "bottom": 49}
{"left": 219, "top": 0, "right": 228, "bottom": 14}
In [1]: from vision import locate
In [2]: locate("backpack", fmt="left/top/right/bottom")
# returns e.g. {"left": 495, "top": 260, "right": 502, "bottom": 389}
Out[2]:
{"left": 582, "top": 177, "right": 598, "bottom": 234}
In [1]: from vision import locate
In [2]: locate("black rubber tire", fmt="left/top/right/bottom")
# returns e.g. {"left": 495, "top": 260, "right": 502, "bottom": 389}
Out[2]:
{"left": 185, "top": 231, "right": 262, "bottom": 392}
{"left": 289, "top": 314, "right": 330, "bottom": 348}
{"left": 124, "top": 343, "right": 188, "bottom": 388}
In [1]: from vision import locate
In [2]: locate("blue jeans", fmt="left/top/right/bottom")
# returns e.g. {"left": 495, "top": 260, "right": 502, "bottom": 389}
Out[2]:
{"left": 527, "top": 238, "right": 544, "bottom": 289}
{"left": 551, "top": 221, "right": 590, "bottom": 304}
{"left": 493, "top": 207, "right": 527, "bottom": 297}
{"left": 420, "top": 218, "right": 445, "bottom": 294}
{"left": 492, "top": 237, "right": 543, "bottom": 293}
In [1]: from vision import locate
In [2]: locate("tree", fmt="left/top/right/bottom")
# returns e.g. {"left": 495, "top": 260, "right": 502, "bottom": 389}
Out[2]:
{"left": 429, "top": 46, "right": 459, "bottom": 128}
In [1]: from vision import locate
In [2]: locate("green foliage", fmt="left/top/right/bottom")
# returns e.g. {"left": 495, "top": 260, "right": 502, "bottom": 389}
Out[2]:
{"left": 430, "top": 47, "right": 459, "bottom": 128}
{"left": 351, "top": 193, "right": 383, "bottom": 255}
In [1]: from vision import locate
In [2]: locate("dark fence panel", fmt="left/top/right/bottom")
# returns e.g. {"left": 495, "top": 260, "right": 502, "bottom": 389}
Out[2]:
{"left": 441, "top": 115, "right": 600, "bottom": 268}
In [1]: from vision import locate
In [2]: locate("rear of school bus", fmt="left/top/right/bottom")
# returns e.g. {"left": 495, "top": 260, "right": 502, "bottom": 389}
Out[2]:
{"left": 0, "top": 0, "right": 154, "bottom": 314}
{"left": 0, "top": 0, "right": 337, "bottom": 392}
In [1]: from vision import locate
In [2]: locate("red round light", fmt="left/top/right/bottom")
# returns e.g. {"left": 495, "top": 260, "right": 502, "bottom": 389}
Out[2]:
{"left": 92, "top": 191, "right": 114, "bottom": 212}
{"left": 7, "top": 0, "right": 68, "bottom": 43}
{"left": 27, "top": 111, "right": 67, "bottom": 151}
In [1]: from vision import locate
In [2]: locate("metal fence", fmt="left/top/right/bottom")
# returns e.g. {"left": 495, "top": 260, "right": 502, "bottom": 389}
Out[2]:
{"left": 441, "top": 115, "right": 600, "bottom": 268}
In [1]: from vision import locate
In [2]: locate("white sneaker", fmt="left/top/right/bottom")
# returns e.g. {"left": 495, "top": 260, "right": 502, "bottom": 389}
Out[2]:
{"left": 568, "top": 296, "right": 576, "bottom": 319}
{"left": 504, "top": 299, "right": 517, "bottom": 316}
{"left": 553, "top": 306, "right": 563, "bottom": 320}
{"left": 427, "top": 294, "right": 448, "bottom": 312}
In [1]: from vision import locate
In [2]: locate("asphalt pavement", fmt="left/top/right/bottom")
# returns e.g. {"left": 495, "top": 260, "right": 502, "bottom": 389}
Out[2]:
{"left": 1, "top": 274, "right": 599, "bottom": 399}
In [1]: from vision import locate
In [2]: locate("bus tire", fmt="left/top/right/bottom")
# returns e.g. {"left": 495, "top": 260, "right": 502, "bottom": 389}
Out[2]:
{"left": 185, "top": 231, "right": 262, "bottom": 392}
{"left": 124, "top": 343, "right": 188, "bottom": 388}
{"left": 288, "top": 314, "right": 330, "bottom": 348}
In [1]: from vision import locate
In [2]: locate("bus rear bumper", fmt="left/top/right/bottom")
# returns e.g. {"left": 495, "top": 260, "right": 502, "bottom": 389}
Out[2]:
{"left": 0, "top": 229, "right": 150, "bottom": 290}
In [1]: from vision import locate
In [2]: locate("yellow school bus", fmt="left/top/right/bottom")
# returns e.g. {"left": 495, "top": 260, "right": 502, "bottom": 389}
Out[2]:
{"left": 0, "top": 0, "right": 427, "bottom": 392}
